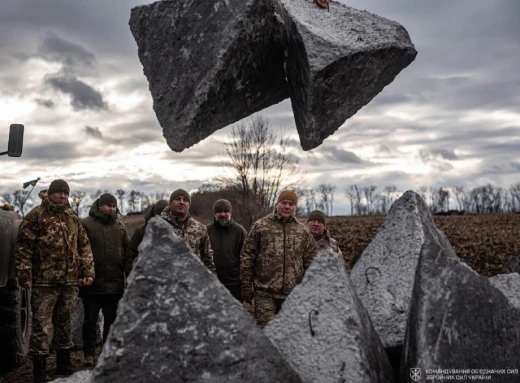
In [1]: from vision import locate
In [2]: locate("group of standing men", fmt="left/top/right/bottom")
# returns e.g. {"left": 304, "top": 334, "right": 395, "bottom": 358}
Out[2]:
{"left": 14, "top": 179, "right": 343, "bottom": 383}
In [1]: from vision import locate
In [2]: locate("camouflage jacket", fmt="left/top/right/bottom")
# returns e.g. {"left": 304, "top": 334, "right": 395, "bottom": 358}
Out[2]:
{"left": 15, "top": 190, "right": 95, "bottom": 286}
{"left": 315, "top": 229, "right": 342, "bottom": 255}
{"left": 160, "top": 208, "right": 216, "bottom": 273}
{"left": 241, "top": 212, "right": 317, "bottom": 297}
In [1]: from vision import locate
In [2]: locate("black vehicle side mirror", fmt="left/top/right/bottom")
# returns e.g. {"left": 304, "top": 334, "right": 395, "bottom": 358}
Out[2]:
{"left": 1, "top": 124, "right": 24, "bottom": 157}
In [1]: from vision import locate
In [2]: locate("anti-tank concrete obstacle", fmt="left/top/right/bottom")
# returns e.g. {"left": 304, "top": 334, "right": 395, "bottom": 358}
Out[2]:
{"left": 129, "top": 0, "right": 416, "bottom": 152}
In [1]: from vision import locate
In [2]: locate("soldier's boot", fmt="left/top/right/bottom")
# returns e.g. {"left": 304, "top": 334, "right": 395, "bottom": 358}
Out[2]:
{"left": 55, "top": 349, "right": 76, "bottom": 376}
{"left": 32, "top": 355, "right": 51, "bottom": 383}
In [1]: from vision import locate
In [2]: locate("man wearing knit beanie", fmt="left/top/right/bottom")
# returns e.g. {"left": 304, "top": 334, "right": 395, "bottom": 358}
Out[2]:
{"left": 306, "top": 210, "right": 343, "bottom": 258}
{"left": 160, "top": 189, "right": 216, "bottom": 274}
{"left": 80, "top": 193, "right": 130, "bottom": 367}
{"left": 241, "top": 190, "right": 317, "bottom": 327}
{"left": 128, "top": 200, "right": 169, "bottom": 274}
{"left": 15, "top": 179, "right": 94, "bottom": 380}
{"left": 206, "top": 199, "right": 247, "bottom": 302}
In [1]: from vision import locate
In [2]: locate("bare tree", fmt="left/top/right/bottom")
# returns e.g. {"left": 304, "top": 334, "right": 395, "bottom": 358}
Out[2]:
{"left": 13, "top": 189, "right": 29, "bottom": 216}
{"left": 453, "top": 186, "right": 466, "bottom": 212}
{"left": 128, "top": 190, "right": 141, "bottom": 213}
{"left": 116, "top": 189, "right": 126, "bottom": 215}
{"left": 510, "top": 183, "right": 520, "bottom": 213}
{"left": 318, "top": 184, "right": 336, "bottom": 216}
{"left": 344, "top": 186, "right": 355, "bottom": 215}
{"left": 382, "top": 185, "right": 398, "bottom": 213}
{"left": 362, "top": 185, "right": 377, "bottom": 214}
{"left": 70, "top": 191, "right": 86, "bottom": 216}
{"left": 436, "top": 188, "right": 450, "bottom": 212}
{"left": 219, "top": 116, "right": 299, "bottom": 229}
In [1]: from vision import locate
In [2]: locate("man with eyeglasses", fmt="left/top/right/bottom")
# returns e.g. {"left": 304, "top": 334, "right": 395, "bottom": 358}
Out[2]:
{"left": 240, "top": 190, "right": 317, "bottom": 327}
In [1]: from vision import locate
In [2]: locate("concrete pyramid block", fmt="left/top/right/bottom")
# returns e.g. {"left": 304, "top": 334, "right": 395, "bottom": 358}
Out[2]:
{"left": 275, "top": 0, "right": 417, "bottom": 150}
{"left": 350, "top": 191, "right": 454, "bottom": 353}
{"left": 49, "top": 370, "right": 92, "bottom": 383}
{"left": 265, "top": 250, "right": 394, "bottom": 383}
{"left": 129, "top": 0, "right": 288, "bottom": 152}
{"left": 91, "top": 217, "right": 301, "bottom": 383}
{"left": 401, "top": 234, "right": 520, "bottom": 382}
{"left": 489, "top": 273, "right": 520, "bottom": 309}
{"left": 130, "top": 0, "right": 416, "bottom": 152}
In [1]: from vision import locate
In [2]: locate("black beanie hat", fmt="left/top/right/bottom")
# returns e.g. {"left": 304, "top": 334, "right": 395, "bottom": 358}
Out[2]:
{"left": 307, "top": 210, "right": 326, "bottom": 224}
{"left": 213, "top": 199, "right": 232, "bottom": 213}
{"left": 48, "top": 179, "right": 70, "bottom": 195}
{"left": 98, "top": 193, "right": 117, "bottom": 207}
{"left": 169, "top": 189, "right": 191, "bottom": 204}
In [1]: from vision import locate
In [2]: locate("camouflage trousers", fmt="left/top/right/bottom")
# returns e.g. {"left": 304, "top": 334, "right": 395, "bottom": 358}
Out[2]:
{"left": 253, "top": 291, "right": 286, "bottom": 328}
{"left": 30, "top": 285, "right": 78, "bottom": 356}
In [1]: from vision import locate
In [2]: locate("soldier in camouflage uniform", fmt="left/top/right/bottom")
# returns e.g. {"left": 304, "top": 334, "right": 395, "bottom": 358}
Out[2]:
{"left": 160, "top": 189, "right": 216, "bottom": 273}
{"left": 15, "top": 179, "right": 95, "bottom": 383}
{"left": 241, "top": 190, "right": 317, "bottom": 327}
{"left": 306, "top": 210, "right": 343, "bottom": 256}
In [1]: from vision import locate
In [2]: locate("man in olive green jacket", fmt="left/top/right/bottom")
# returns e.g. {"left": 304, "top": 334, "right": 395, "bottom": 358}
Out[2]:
{"left": 16, "top": 179, "right": 95, "bottom": 381}
{"left": 80, "top": 193, "right": 130, "bottom": 367}
{"left": 240, "top": 190, "right": 317, "bottom": 327}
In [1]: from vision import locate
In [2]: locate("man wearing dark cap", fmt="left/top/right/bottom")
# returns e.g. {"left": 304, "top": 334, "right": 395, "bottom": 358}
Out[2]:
{"left": 241, "top": 190, "right": 317, "bottom": 327}
{"left": 306, "top": 210, "right": 343, "bottom": 257}
{"left": 80, "top": 193, "right": 130, "bottom": 368}
{"left": 127, "top": 199, "right": 169, "bottom": 274}
{"left": 160, "top": 189, "right": 216, "bottom": 273}
{"left": 206, "top": 199, "right": 247, "bottom": 301}
{"left": 15, "top": 179, "right": 95, "bottom": 381}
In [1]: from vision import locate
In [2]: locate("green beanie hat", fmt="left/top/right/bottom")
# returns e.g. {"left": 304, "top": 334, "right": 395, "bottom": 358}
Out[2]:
{"left": 98, "top": 193, "right": 117, "bottom": 207}
{"left": 169, "top": 189, "right": 191, "bottom": 204}
{"left": 307, "top": 210, "right": 326, "bottom": 224}
{"left": 213, "top": 199, "right": 232, "bottom": 213}
{"left": 48, "top": 179, "right": 70, "bottom": 195}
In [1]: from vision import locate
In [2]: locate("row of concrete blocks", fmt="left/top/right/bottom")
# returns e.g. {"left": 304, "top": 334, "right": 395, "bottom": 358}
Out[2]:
{"left": 53, "top": 191, "right": 520, "bottom": 383}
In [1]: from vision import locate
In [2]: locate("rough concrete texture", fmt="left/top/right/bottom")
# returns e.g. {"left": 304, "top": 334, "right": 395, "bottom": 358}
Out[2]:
{"left": 91, "top": 217, "right": 301, "bottom": 383}
{"left": 265, "top": 250, "right": 394, "bottom": 383}
{"left": 401, "top": 234, "right": 520, "bottom": 382}
{"left": 72, "top": 299, "right": 103, "bottom": 347}
{"left": 129, "top": 0, "right": 288, "bottom": 152}
{"left": 130, "top": 0, "right": 416, "bottom": 152}
{"left": 489, "top": 273, "right": 520, "bottom": 309}
{"left": 350, "top": 191, "right": 455, "bottom": 351}
{"left": 275, "top": 0, "right": 417, "bottom": 150}
{"left": 49, "top": 370, "right": 92, "bottom": 383}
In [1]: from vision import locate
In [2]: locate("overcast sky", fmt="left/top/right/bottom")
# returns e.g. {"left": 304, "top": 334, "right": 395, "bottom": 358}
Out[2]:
{"left": 1, "top": 0, "right": 519, "bottom": 214}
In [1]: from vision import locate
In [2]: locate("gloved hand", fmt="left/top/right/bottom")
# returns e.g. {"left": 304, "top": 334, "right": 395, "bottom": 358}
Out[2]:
{"left": 241, "top": 285, "right": 254, "bottom": 304}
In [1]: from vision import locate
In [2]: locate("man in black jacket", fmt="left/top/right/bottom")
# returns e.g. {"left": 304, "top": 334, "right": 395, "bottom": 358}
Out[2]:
{"left": 206, "top": 199, "right": 247, "bottom": 302}
{"left": 80, "top": 193, "right": 130, "bottom": 368}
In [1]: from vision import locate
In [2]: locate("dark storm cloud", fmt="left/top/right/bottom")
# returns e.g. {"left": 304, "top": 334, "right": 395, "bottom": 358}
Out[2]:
{"left": 21, "top": 142, "right": 81, "bottom": 161}
{"left": 46, "top": 75, "right": 108, "bottom": 111}
{"left": 38, "top": 32, "right": 96, "bottom": 73}
{"left": 327, "top": 147, "right": 363, "bottom": 164}
{"left": 85, "top": 126, "right": 103, "bottom": 139}
{"left": 34, "top": 98, "right": 55, "bottom": 108}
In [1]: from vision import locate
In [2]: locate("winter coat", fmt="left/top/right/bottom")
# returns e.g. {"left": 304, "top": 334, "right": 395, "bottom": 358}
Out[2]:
{"left": 206, "top": 218, "right": 247, "bottom": 287}
{"left": 81, "top": 201, "right": 130, "bottom": 294}
{"left": 241, "top": 212, "right": 317, "bottom": 297}
{"left": 15, "top": 190, "right": 95, "bottom": 286}
{"left": 160, "top": 207, "right": 216, "bottom": 273}
{"left": 315, "top": 229, "right": 342, "bottom": 255}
